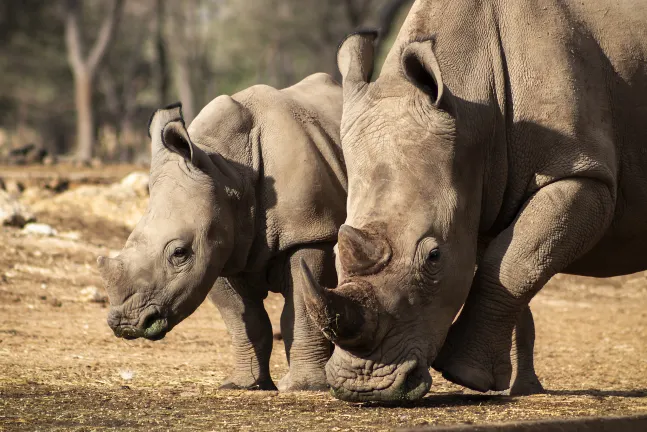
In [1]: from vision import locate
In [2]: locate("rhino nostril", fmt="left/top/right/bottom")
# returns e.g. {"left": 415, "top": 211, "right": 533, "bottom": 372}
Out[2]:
{"left": 141, "top": 311, "right": 159, "bottom": 331}
{"left": 404, "top": 370, "right": 419, "bottom": 391}
{"left": 121, "top": 327, "right": 138, "bottom": 340}
{"left": 401, "top": 364, "right": 432, "bottom": 400}
{"left": 107, "top": 310, "right": 121, "bottom": 330}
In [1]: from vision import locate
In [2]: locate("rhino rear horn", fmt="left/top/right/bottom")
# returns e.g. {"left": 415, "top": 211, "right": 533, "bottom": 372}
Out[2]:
{"left": 337, "top": 224, "right": 391, "bottom": 275}
{"left": 337, "top": 30, "right": 378, "bottom": 85}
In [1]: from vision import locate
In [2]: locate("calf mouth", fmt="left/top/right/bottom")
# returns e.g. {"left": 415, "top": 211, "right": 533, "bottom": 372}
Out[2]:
{"left": 325, "top": 349, "right": 432, "bottom": 402}
{"left": 108, "top": 306, "right": 170, "bottom": 341}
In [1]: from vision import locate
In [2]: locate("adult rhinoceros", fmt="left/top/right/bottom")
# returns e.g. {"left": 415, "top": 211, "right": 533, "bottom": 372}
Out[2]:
{"left": 98, "top": 73, "right": 346, "bottom": 391}
{"left": 300, "top": 0, "right": 647, "bottom": 402}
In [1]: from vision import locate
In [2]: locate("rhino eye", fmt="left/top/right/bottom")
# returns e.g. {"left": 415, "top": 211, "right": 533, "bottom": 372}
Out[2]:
{"left": 427, "top": 248, "right": 440, "bottom": 262}
{"left": 169, "top": 246, "right": 191, "bottom": 266}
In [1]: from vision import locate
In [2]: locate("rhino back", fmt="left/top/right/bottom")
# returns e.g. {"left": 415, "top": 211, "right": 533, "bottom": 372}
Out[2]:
{"left": 497, "top": 0, "right": 647, "bottom": 235}
{"left": 384, "top": 0, "right": 647, "bottom": 235}
{"left": 242, "top": 75, "right": 346, "bottom": 255}
{"left": 189, "top": 75, "right": 346, "bottom": 263}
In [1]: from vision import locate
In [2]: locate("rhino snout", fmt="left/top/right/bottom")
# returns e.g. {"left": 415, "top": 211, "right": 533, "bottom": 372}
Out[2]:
{"left": 107, "top": 305, "right": 168, "bottom": 341}
{"left": 325, "top": 349, "right": 432, "bottom": 402}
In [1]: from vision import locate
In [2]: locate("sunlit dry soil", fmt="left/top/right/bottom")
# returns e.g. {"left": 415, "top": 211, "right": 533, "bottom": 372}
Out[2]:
{"left": 1, "top": 165, "right": 646, "bottom": 431}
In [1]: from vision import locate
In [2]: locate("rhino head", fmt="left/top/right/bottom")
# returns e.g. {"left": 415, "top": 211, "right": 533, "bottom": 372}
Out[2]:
{"left": 98, "top": 103, "right": 246, "bottom": 341}
{"left": 301, "top": 32, "right": 484, "bottom": 401}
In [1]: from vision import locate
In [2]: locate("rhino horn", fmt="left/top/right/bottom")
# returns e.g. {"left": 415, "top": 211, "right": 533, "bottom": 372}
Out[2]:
{"left": 338, "top": 224, "right": 391, "bottom": 275}
{"left": 97, "top": 256, "right": 123, "bottom": 297}
{"left": 300, "top": 259, "right": 377, "bottom": 345}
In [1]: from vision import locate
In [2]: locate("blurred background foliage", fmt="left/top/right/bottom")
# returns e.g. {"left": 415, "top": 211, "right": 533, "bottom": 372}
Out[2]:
{"left": 0, "top": 0, "right": 412, "bottom": 164}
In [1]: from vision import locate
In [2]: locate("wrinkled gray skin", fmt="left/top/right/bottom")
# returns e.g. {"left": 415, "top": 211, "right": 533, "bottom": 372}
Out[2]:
{"left": 98, "top": 73, "right": 346, "bottom": 391}
{"left": 301, "top": 0, "right": 647, "bottom": 402}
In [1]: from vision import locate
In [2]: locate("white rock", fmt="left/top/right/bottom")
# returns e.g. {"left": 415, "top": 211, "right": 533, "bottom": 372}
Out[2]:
{"left": 0, "top": 190, "right": 35, "bottom": 227}
{"left": 119, "top": 369, "right": 135, "bottom": 380}
{"left": 119, "top": 172, "right": 149, "bottom": 197}
{"left": 23, "top": 223, "right": 57, "bottom": 237}
{"left": 80, "top": 286, "right": 108, "bottom": 303}
{"left": 59, "top": 231, "right": 82, "bottom": 241}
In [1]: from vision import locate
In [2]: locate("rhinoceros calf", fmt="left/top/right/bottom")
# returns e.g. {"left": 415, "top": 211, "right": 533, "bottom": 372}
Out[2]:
{"left": 97, "top": 73, "right": 346, "bottom": 391}
{"left": 299, "top": 0, "right": 647, "bottom": 402}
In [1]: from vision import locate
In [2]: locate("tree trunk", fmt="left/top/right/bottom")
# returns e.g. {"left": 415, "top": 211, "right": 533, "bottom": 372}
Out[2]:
{"left": 167, "top": 2, "right": 195, "bottom": 124}
{"left": 75, "top": 71, "right": 94, "bottom": 161}
{"left": 65, "top": 0, "right": 124, "bottom": 162}
{"left": 375, "top": 0, "right": 413, "bottom": 59}
{"left": 118, "top": 117, "right": 136, "bottom": 162}
{"left": 174, "top": 59, "right": 195, "bottom": 124}
{"left": 156, "top": 0, "right": 169, "bottom": 106}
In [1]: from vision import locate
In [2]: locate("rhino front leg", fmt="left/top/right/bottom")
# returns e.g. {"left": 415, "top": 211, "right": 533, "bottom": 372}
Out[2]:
{"left": 277, "top": 244, "right": 335, "bottom": 391}
{"left": 456, "top": 306, "right": 544, "bottom": 396}
{"left": 508, "top": 306, "right": 544, "bottom": 395}
{"left": 208, "top": 278, "right": 277, "bottom": 390}
{"left": 435, "top": 178, "right": 614, "bottom": 392}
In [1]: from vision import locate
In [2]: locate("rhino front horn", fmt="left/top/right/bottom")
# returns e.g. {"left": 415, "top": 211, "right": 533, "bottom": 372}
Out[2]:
{"left": 299, "top": 259, "right": 377, "bottom": 345}
{"left": 299, "top": 258, "right": 337, "bottom": 340}
{"left": 337, "top": 224, "right": 391, "bottom": 275}
{"left": 97, "top": 255, "right": 121, "bottom": 282}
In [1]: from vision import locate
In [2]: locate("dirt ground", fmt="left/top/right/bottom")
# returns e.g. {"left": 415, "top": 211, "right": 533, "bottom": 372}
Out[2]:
{"left": 1, "top": 165, "right": 646, "bottom": 431}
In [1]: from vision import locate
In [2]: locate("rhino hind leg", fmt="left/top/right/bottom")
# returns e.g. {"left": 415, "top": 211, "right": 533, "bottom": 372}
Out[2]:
{"left": 277, "top": 245, "right": 335, "bottom": 391}
{"left": 435, "top": 178, "right": 614, "bottom": 393}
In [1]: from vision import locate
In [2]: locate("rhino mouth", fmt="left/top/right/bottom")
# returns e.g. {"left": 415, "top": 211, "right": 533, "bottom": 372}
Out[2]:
{"left": 108, "top": 305, "right": 170, "bottom": 341}
{"left": 325, "top": 346, "right": 432, "bottom": 402}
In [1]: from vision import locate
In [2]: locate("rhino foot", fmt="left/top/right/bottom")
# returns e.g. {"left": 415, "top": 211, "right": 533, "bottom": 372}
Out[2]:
{"left": 433, "top": 318, "right": 514, "bottom": 393}
{"left": 219, "top": 376, "right": 277, "bottom": 391}
{"left": 277, "top": 369, "right": 328, "bottom": 392}
{"left": 508, "top": 371, "right": 545, "bottom": 396}
{"left": 463, "top": 375, "right": 544, "bottom": 396}
{"left": 439, "top": 362, "right": 510, "bottom": 393}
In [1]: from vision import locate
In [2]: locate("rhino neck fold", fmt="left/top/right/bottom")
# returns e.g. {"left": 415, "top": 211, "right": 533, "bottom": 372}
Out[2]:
{"left": 383, "top": 0, "right": 510, "bottom": 237}
{"left": 215, "top": 154, "right": 259, "bottom": 277}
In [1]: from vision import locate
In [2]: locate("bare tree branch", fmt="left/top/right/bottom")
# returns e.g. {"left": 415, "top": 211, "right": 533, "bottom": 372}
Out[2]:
{"left": 343, "top": 0, "right": 362, "bottom": 27}
{"left": 156, "top": 0, "right": 169, "bottom": 105}
{"left": 64, "top": 0, "right": 85, "bottom": 74}
{"left": 64, "top": 0, "right": 125, "bottom": 161}
{"left": 99, "top": 70, "right": 119, "bottom": 117}
{"left": 87, "top": 0, "right": 125, "bottom": 73}
{"left": 377, "top": 0, "right": 411, "bottom": 37}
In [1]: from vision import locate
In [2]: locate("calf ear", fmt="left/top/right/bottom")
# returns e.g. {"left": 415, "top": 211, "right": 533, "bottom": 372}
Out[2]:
{"left": 401, "top": 39, "right": 444, "bottom": 107}
{"left": 149, "top": 102, "right": 211, "bottom": 171}
{"left": 337, "top": 30, "right": 379, "bottom": 86}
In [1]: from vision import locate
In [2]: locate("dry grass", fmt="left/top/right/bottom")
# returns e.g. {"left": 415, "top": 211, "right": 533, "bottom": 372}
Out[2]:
{"left": 1, "top": 165, "right": 646, "bottom": 431}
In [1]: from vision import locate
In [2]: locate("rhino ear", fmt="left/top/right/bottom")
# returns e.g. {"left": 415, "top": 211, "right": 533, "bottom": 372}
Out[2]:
{"left": 401, "top": 39, "right": 444, "bottom": 107}
{"left": 149, "top": 102, "right": 211, "bottom": 171}
{"left": 337, "top": 30, "right": 379, "bottom": 86}
{"left": 161, "top": 121, "right": 194, "bottom": 162}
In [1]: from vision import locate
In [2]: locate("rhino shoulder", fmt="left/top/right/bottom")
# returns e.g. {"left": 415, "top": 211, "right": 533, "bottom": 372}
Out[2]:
{"left": 290, "top": 72, "right": 340, "bottom": 90}
{"left": 281, "top": 73, "right": 342, "bottom": 110}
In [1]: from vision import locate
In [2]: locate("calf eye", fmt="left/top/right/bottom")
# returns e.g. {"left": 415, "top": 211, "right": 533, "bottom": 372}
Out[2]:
{"left": 169, "top": 246, "right": 191, "bottom": 266}
{"left": 427, "top": 248, "right": 440, "bottom": 262}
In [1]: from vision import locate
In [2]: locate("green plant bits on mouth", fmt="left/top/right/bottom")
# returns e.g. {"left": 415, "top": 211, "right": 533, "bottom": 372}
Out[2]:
{"left": 143, "top": 319, "right": 166, "bottom": 337}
